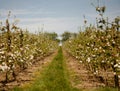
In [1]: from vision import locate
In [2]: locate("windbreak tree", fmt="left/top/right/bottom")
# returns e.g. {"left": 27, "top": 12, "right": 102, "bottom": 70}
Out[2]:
{"left": 61, "top": 31, "right": 77, "bottom": 42}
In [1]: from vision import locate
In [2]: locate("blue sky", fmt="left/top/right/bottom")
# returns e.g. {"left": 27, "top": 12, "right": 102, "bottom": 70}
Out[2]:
{"left": 0, "top": 0, "right": 120, "bottom": 34}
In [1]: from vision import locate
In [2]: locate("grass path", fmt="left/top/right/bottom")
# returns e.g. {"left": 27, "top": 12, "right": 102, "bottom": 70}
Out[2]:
{"left": 13, "top": 47, "right": 79, "bottom": 91}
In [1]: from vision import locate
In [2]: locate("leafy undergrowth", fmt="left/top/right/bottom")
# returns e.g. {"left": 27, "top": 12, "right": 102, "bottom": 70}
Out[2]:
{"left": 12, "top": 47, "right": 79, "bottom": 91}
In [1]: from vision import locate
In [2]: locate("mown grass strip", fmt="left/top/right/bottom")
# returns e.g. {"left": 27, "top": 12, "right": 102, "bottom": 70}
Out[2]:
{"left": 12, "top": 47, "right": 118, "bottom": 91}
{"left": 13, "top": 47, "right": 79, "bottom": 91}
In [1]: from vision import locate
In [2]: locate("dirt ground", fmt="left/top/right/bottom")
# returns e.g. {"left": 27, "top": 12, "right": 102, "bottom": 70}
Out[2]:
{"left": 0, "top": 49, "right": 117, "bottom": 91}
{"left": 0, "top": 51, "right": 57, "bottom": 91}
{"left": 63, "top": 51, "right": 105, "bottom": 90}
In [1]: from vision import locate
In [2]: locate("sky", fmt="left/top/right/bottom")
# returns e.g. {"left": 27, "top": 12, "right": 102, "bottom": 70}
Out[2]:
{"left": 0, "top": 0, "right": 120, "bottom": 35}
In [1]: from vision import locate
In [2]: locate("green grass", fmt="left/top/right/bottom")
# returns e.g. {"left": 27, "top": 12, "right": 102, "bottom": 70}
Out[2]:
{"left": 12, "top": 47, "right": 79, "bottom": 91}
{"left": 12, "top": 47, "right": 119, "bottom": 91}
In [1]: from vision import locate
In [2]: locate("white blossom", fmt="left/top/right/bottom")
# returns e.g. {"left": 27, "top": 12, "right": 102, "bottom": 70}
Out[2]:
{"left": 111, "top": 62, "right": 114, "bottom": 65}
{"left": 92, "top": 55, "right": 96, "bottom": 57}
{"left": 79, "top": 61, "right": 82, "bottom": 63}
{"left": 0, "top": 51, "right": 5, "bottom": 54}
{"left": 9, "top": 60, "right": 12, "bottom": 63}
{"left": 20, "top": 59, "right": 24, "bottom": 62}
{"left": 91, "top": 44, "right": 94, "bottom": 47}
{"left": 115, "top": 54, "right": 119, "bottom": 57}
{"left": 87, "top": 43, "right": 89, "bottom": 45}
{"left": 118, "top": 75, "right": 120, "bottom": 78}
{"left": 20, "top": 48, "right": 23, "bottom": 51}
{"left": 0, "top": 64, "right": 10, "bottom": 72}
{"left": 102, "top": 60, "right": 105, "bottom": 63}
{"left": 76, "top": 56, "right": 78, "bottom": 59}
{"left": 78, "top": 44, "right": 81, "bottom": 47}
{"left": 94, "top": 48, "right": 98, "bottom": 51}
{"left": 99, "top": 46, "right": 102, "bottom": 49}
{"left": 114, "top": 64, "right": 118, "bottom": 68}
{"left": 69, "top": 40, "right": 71, "bottom": 43}
{"left": 2, "top": 62, "right": 6, "bottom": 65}
{"left": 107, "top": 35, "right": 111, "bottom": 38}
{"left": 30, "top": 62, "right": 32, "bottom": 65}
{"left": 11, "top": 53, "right": 14, "bottom": 57}
{"left": 113, "top": 72, "right": 116, "bottom": 75}
{"left": 30, "top": 55, "right": 34, "bottom": 60}
{"left": 107, "top": 42, "right": 110, "bottom": 46}
{"left": 25, "top": 46, "right": 29, "bottom": 50}
{"left": 12, "top": 65, "right": 15, "bottom": 68}
{"left": 112, "top": 40, "right": 115, "bottom": 44}
{"left": 86, "top": 57, "right": 90, "bottom": 63}
{"left": 103, "top": 50, "right": 105, "bottom": 52}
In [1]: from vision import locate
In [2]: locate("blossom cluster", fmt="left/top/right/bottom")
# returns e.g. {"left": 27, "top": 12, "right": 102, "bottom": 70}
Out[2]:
{"left": 0, "top": 30, "right": 57, "bottom": 83}
{"left": 64, "top": 27, "right": 120, "bottom": 85}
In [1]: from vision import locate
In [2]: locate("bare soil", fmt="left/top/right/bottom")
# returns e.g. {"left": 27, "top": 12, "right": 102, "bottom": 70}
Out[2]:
{"left": 0, "top": 51, "right": 57, "bottom": 91}
{"left": 0, "top": 49, "right": 118, "bottom": 91}
{"left": 63, "top": 51, "right": 105, "bottom": 90}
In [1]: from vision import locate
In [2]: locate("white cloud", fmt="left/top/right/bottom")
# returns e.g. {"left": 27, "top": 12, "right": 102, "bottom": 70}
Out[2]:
{"left": 18, "top": 17, "right": 82, "bottom": 34}
{"left": 0, "top": 8, "right": 55, "bottom": 17}
{"left": 1, "top": 8, "right": 119, "bottom": 35}
{"left": 0, "top": 9, "right": 82, "bottom": 34}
